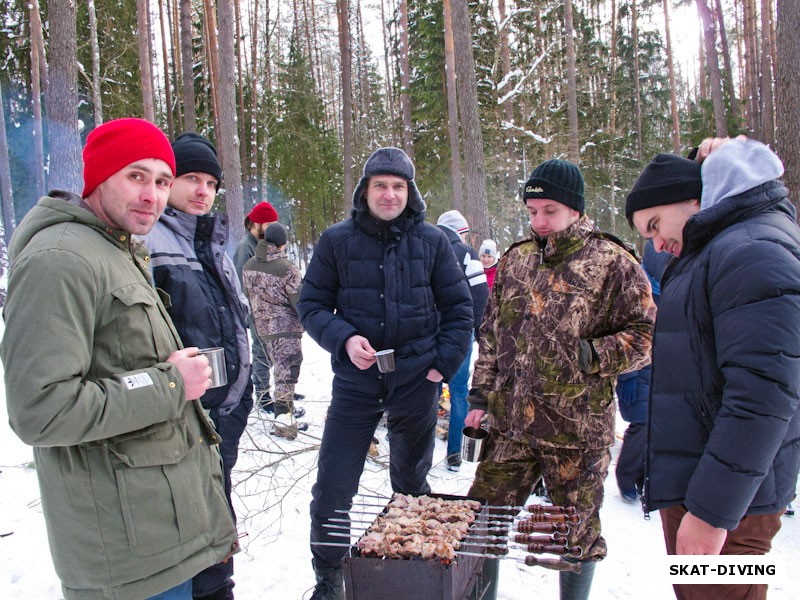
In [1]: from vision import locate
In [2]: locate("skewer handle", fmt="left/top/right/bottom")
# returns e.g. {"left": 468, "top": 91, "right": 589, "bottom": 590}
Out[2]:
{"left": 513, "top": 533, "right": 568, "bottom": 545}
{"left": 523, "top": 556, "right": 583, "bottom": 573}
{"left": 522, "top": 543, "right": 582, "bottom": 557}
{"left": 516, "top": 521, "right": 569, "bottom": 534}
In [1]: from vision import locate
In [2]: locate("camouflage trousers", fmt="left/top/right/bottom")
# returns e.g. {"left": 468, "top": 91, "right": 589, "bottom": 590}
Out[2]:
{"left": 468, "top": 430, "right": 611, "bottom": 561}
{"left": 263, "top": 336, "right": 303, "bottom": 417}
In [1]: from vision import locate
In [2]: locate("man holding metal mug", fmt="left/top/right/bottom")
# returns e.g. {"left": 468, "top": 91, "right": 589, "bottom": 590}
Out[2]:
{"left": 297, "top": 147, "right": 474, "bottom": 600}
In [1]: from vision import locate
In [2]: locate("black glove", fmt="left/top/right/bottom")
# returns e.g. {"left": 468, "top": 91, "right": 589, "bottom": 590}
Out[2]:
{"left": 578, "top": 339, "right": 599, "bottom": 374}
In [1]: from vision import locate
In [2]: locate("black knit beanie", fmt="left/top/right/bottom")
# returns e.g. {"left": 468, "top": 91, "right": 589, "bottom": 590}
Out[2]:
{"left": 264, "top": 222, "right": 288, "bottom": 247}
{"left": 172, "top": 133, "right": 223, "bottom": 188}
{"left": 625, "top": 154, "right": 701, "bottom": 222}
{"left": 522, "top": 159, "right": 585, "bottom": 214}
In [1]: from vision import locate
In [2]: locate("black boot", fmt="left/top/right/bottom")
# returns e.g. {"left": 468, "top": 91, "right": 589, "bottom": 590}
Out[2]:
{"left": 310, "top": 561, "right": 343, "bottom": 600}
{"left": 559, "top": 560, "right": 596, "bottom": 600}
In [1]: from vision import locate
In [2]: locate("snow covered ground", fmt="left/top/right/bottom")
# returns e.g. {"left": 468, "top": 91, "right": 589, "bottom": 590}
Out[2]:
{"left": 1, "top": 328, "right": 798, "bottom": 599}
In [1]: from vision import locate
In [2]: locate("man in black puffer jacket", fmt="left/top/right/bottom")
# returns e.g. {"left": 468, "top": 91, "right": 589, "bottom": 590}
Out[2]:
{"left": 297, "top": 147, "right": 473, "bottom": 600}
{"left": 626, "top": 138, "right": 800, "bottom": 600}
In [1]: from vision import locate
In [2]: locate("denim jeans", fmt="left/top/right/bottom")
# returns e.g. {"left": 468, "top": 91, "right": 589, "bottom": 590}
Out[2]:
{"left": 447, "top": 338, "right": 473, "bottom": 456}
{"left": 147, "top": 579, "right": 192, "bottom": 600}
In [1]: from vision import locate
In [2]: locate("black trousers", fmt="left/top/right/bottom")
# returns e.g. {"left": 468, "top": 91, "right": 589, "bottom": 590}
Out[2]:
{"left": 309, "top": 375, "right": 439, "bottom": 569}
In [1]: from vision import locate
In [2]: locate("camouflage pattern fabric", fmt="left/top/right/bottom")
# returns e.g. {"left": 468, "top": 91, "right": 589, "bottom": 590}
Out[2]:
{"left": 470, "top": 215, "right": 655, "bottom": 451}
{"left": 242, "top": 242, "right": 304, "bottom": 340}
{"left": 263, "top": 336, "right": 303, "bottom": 416}
{"left": 469, "top": 430, "right": 611, "bottom": 560}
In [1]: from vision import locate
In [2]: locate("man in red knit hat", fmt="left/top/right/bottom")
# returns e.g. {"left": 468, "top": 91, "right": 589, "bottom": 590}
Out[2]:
{"left": 1, "top": 118, "right": 237, "bottom": 600}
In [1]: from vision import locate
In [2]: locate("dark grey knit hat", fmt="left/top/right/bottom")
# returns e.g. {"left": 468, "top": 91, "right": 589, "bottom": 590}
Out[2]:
{"left": 172, "top": 133, "right": 223, "bottom": 188}
{"left": 264, "top": 222, "right": 288, "bottom": 247}
{"left": 625, "top": 154, "right": 702, "bottom": 222}
{"left": 522, "top": 159, "right": 585, "bottom": 214}
{"left": 352, "top": 147, "right": 426, "bottom": 215}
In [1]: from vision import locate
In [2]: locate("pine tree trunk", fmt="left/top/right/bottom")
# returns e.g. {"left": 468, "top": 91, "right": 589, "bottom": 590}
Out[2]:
{"left": 203, "top": 0, "right": 222, "bottom": 135}
{"left": 29, "top": 0, "right": 46, "bottom": 198}
{"left": 0, "top": 79, "right": 15, "bottom": 243}
{"left": 180, "top": 0, "right": 197, "bottom": 131}
{"left": 379, "top": 0, "right": 397, "bottom": 144}
{"left": 87, "top": 0, "right": 103, "bottom": 124}
{"left": 44, "top": 0, "right": 82, "bottom": 193}
{"left": 663, "top": 0, "right": 681, "bottom": 152}
{"left": 168, "top": 0, "right": 183, "bottom": 128}
{"left": 137, "top": 0, "right": 156, "bottom": 122}
{"left": 498, "top": 0, "right": 515, "bottom": 193}
{"left": 760, "top": 0, "right": 775, "bottom": 146}
{"left": 398, "top": 0, "right": 413, "bottom": 159}
{"left": 337, "top": 0, "right": 354, "bottom": 212}
{"left": 715, "top": 0, "right": 740, "bottom": 130}
{"left": 608, "top": 0, "right": 618, "bottom": 232}
{"left": 632, "top": 0, "right": 643, "bottom": 159}
{"left": 450, "top": 0, "right": 488, "bottom": 243}
{"left": 215, "top": 0, "right": 245, "bottom": 244}
{"left": 442, "top": 0, "right": 464, "bottom": 212}
{"left": 743, "top": 0, "right": 760, "bottom": 137}
{"left": 564, "top": 0, "right": 580, "bottom": 162}
{"left": 696, "top": 0, "right": 728, "bottom": 136}
{"left": 158, "top": 0, "right": 174, "bottom": 137}
{"left": 776, "top": 0, "right": 800, "bottom": 209}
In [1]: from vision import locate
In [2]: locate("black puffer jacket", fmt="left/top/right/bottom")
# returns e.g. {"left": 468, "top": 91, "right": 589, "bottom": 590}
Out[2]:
{"left": 297, "top": 197, "right": 473, "bottom": 396}
{"left": 645, "top": 182, "right": 800, "bottom": 529}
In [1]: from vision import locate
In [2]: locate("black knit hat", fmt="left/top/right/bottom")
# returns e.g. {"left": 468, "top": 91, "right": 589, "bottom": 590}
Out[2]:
{"left": 522, "top": 159, "right": 585, "bottom": 214}
{"left": 625, "top": 154, "right": 701, "bottom": 222}
{"left": 264, "top": 222, "right": 288, "bottom": 247}
{"left": 172, "top": 133, "right": 223, "bottom": 188}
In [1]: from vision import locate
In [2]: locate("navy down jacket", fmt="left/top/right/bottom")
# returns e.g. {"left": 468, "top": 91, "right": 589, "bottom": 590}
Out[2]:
{"left": 297, "top": 204, "right": 473, "bottom": 396}
{"left": 645, "top": 182, "right": 800, "bottom": 529}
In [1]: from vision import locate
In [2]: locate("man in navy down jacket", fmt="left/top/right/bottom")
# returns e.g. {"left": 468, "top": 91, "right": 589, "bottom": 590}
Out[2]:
{"left": 626, "top": 137, "right": 800, "bottom": 600}
{"left": 297, "top": 147, "right": 473, "bottom": 600}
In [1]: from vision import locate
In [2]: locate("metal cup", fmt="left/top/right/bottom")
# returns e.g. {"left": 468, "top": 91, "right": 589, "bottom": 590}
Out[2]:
{"left": 460, "top": 426, "right": 488, "bottom": 463}
{"left": 198, "top": 347, "right": 227, "bottom": 388}
{"left": 374, "top": 349, "right": 396, "bottom": 373}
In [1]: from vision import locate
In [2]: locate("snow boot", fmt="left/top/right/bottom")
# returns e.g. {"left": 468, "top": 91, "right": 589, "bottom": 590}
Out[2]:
{"left": 310, "top": 562, "right": 343, "bottom": 600}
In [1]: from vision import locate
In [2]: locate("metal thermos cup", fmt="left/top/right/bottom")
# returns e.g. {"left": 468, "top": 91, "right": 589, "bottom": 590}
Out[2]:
{"left": 375, "top": 349, "right": 396, "bottom": 373}
{"left": 198, "top": 347, "right": 227, "bottom": 388}
{"left": 460, "top": 426, "right": 488, "bottom": 463}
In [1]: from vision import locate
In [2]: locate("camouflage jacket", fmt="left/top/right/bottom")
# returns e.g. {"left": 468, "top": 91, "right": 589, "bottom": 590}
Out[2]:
{"left": 469, "top": 216, "right": 655, "bottom": 450}
{"left": 242, "top": 241, "right": 304, "bottom": 339}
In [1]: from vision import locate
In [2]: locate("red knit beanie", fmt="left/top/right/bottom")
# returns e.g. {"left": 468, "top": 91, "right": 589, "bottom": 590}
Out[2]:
{"left": 247, "top": 201, "right": 279, "bottom": 224}
{"left": 82, "top": 118, "right": 176, "bottom": 198}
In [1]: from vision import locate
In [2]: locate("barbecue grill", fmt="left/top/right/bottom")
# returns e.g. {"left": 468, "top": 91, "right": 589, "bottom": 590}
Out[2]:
{"left": 342, "top": 493, "right": 490, "bottom": 600}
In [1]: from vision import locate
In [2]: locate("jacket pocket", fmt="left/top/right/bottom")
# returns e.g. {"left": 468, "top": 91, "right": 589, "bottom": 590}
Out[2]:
{"left": 108, "top": 419, "right": 211, "bottom": 557}
{"left": 111, "top": 284, "right": 172, "bottom": 370}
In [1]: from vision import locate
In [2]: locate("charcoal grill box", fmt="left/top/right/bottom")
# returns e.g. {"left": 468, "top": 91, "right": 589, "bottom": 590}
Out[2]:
{"left": 342, "top": 494, "right": 488, "bottom": 600}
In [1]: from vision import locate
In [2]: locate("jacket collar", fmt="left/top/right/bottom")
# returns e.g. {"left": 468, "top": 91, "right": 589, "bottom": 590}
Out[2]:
{"left": 534, "top": 214, "right": 595, "bottom": 263}
{"left": 254, "top": 240, "right": 287, "bottom": 261}
{"left": 681, "top": 180, "right": 792, "bottom": 256}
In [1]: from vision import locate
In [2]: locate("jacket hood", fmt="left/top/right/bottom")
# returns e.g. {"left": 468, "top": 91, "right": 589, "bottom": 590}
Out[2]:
{"left": 701, "top": 138, "right": 784, "bottom": 210}
{"left": 9, "top": 191, "right": 115, "bottom": 261}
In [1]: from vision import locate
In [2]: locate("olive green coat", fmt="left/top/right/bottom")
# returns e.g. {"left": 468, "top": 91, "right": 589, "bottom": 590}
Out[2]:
{"left": 1, "top": 192, "right": 238, "bottom": 600}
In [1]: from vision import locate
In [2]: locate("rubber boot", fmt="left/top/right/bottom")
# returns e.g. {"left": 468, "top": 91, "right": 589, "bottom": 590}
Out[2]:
{"left": 559, "top": 560, "right": 596, "bottom": 600}
{"left": 477, "top": 557, "right": 499, "bottom": 600}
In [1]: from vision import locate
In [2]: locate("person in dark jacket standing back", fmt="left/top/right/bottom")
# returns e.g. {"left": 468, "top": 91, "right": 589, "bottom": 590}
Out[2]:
{"left": 297, "top": 147, "right": 474, "bottom": 600}
{"left": 626, "top": 137, "right": 800, "bottom": 600}
{"left": 143, "top": 133, "right": 252, "bottom": 600}
{"left": 435, "top": 209, "right": 488, "bottom": 471}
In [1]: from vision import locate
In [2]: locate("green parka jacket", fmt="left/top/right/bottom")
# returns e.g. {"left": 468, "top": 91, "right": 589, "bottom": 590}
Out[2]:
{"left": 1, "top": 192, "right": 238, "bottom": 600}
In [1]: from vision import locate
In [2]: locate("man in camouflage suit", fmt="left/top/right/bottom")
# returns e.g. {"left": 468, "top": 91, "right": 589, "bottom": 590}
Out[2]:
{"left": 241, "top": 223, "right": 306, "bottom": 439}
{"left": 465, "top": 159, "right": 655, "bottom": 600}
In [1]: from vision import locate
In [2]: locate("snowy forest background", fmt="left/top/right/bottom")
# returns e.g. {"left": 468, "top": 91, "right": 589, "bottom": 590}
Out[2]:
{"left": 1, "top": 0, "right": 800, "bottom": 276}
